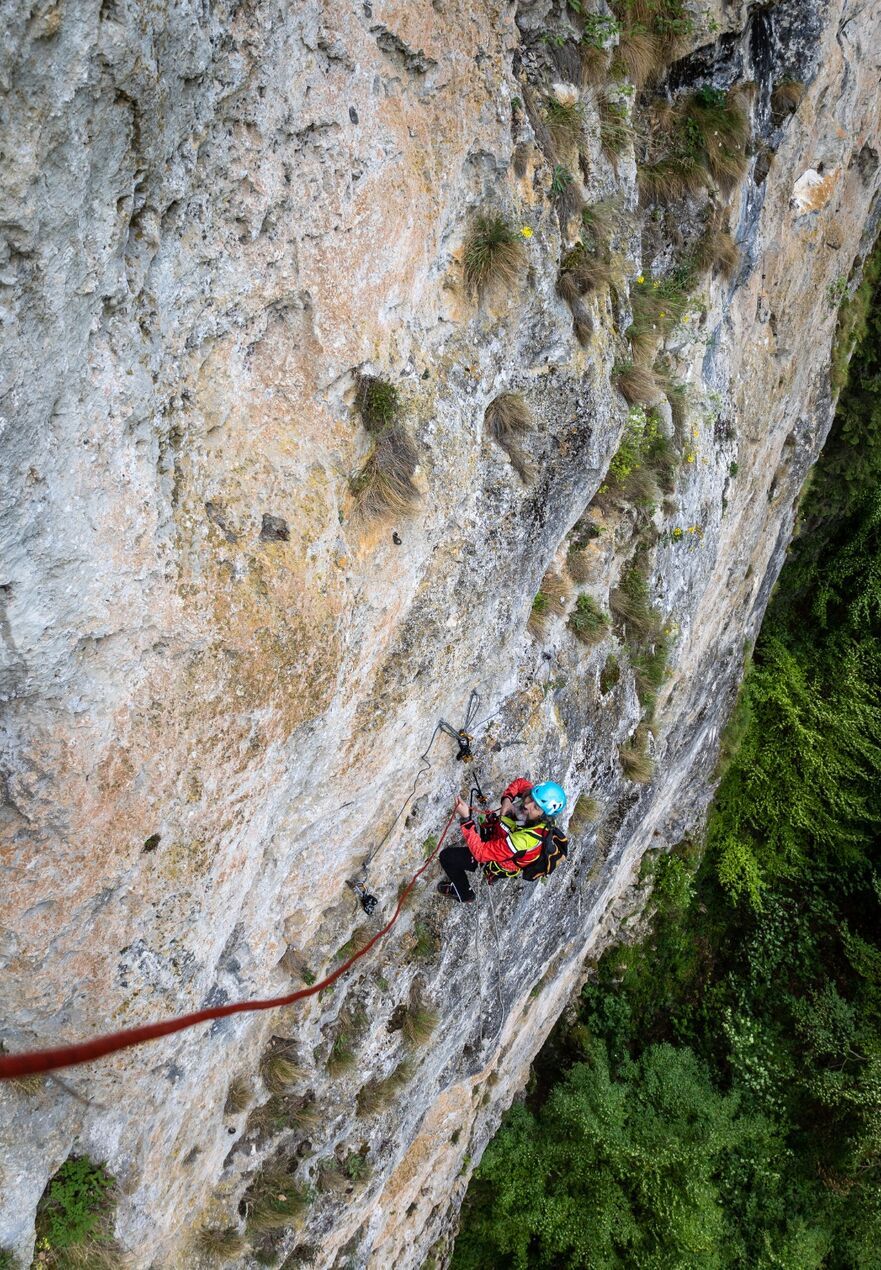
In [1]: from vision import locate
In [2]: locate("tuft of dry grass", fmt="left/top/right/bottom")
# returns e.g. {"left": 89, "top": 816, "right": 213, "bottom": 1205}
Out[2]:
{"left": 485, "top": 392, "right": 533, "bottom": 482}
{"left": 613, "top": 362, "right": 658, "bottom": 406}
{"left": 599, "top": 94, "right": 633, "bottom": 161}
{"left": 463, "top": 213, "right": 523, "bottom": 294}
{"left": 573, "top": 306, "right": 594, "bottom": 346}
{"left": 261, "top": 1052, "right": 306, "bottom": 1097}
{"left": 355, "top": 1059, "right": 414, "bottom": 1117}
{"left": 771, "top": 78, "right": 805, "bottom": 119}
{"left": 224, "top": 1076, "right": 251, "bottom": 1116}
{"left": 611, "top": 27, "right": 659, "bottom": 86}
{"left": 317, "top": 1160, "right": 349, "bottom": 1194}
{"left": 560, "top": 244, "right": 615, "bottom": 295}
{"left": 619, "top": 742, "right": 654, "bottom": 783}
{"left": 403, "top": 998, "right": 438, "bottom": 1047}
{"left": 567, "top": 547, "right": 594, "bottom": 584}
{"left": 622, "top": 464, "right": 661, "bottom": 507}
{"left": 568, "top": 794, "right": 600, "bottom": 835}
{"left": 195, "top": 1226, "right": 246, "bottom": 1259}
{"left": 581, "top": 197, "right": 619, "bottom": 251}
{"left": 351, "top": 424, "right": 420, "bottom": 522}
{"left": 544, "top": 95, "right": 585, "bottom": 146}
{"left": 681, "top": 89, "right": 750, "bottom": 193}
{"left": 528, "top": 569, "right": 570, "bottom": 636}
{"left": 693, "top": 226, "right": 740, "bottom": 278}
{"left": 638, "top": 155, "right": 708, "bottom": 203}
{"left": 580, "top": 41, "right": 611, "bottom": 84}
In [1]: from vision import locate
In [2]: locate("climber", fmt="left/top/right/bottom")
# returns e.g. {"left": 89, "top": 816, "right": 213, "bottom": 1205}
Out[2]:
{"left": 436, "top": 778, "right": 568, "bottom": 903}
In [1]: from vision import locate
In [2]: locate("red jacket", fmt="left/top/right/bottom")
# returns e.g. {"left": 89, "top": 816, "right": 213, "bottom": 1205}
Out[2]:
{"left": 458, "top": 778, "right": 544, "bottom": 874}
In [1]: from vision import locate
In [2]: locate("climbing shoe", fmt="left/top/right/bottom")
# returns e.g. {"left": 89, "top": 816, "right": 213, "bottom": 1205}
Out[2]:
{"left": 436, "top": 881, "right": 475, "bottom": 903}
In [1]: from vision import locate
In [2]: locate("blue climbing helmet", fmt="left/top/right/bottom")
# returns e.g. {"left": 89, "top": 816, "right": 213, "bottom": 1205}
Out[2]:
{"left": 531, "top": 780, "right": 567, "bottom": 816}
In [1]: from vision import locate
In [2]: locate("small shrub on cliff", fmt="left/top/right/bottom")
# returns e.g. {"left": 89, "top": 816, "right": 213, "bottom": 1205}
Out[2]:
{"left": 463, "top": 214, "right": 523, "bottom": 294}
{"left": 568, "top": 794, "right": 600, "bottom": 835}
{"left": 33, "top": 1157, "right": 116, "bottom": 1259}
{"left": 355, "top": 374, "right": 400, "bottom": 434}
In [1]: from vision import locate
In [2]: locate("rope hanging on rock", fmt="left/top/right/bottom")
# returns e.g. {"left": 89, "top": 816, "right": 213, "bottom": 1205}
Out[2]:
{"left": 0, "top": 809, "right": 458, "bottom": 1081}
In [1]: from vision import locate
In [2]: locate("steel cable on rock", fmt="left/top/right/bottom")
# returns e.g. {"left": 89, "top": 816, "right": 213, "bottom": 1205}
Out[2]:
{"left": 0, "top": 810, "right": 459, "bottom": 1081}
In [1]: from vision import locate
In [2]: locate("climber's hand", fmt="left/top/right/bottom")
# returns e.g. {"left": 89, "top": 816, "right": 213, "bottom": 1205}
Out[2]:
{"left": 454, "top": 796, "right": 471, "bottom": 819}
{"left": 500, "top": 796, "right": 514, "bottom": 816}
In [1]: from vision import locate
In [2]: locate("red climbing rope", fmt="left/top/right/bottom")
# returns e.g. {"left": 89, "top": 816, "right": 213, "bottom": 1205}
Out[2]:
{"left": 0, "top": 809, "right": 458, "bottom": 1081}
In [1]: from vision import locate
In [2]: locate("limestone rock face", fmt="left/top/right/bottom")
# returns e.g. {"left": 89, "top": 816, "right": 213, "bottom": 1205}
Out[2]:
{"left": 1, "top": 0, "right": 879, "bottom": 1266}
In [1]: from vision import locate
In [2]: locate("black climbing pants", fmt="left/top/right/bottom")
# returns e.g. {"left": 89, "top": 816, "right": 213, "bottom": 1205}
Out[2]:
{"left": 439, "top": 845, "right": 480, "bottom": 900}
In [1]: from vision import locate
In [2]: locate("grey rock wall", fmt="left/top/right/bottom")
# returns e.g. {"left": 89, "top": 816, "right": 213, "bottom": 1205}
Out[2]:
{"left": 1, "top": 0, "right": 880, "bottom": 1266}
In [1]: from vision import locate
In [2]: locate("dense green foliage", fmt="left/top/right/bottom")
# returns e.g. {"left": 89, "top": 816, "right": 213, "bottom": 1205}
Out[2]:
{"left": 452, "top": 247, "right": 881, "bottom": 1268}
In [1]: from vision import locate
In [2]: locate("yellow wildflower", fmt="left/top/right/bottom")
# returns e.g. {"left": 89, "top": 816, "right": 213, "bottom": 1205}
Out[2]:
{"left": 636, "top": 274, "right": 645, "bottom": 284}
{"left": 520, "top": 226, "right": 533, "bottom": 238}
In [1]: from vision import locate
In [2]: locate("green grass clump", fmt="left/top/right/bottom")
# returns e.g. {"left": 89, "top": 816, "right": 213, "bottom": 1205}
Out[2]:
{"left": 327, "top": 1031, "right": 356, "bottom": 1077}
{"left": 463, "top": 214, "right": 523, "bottom": 294}
{"left": 568, "top": 594, "right": 610, "bottom": 646}
{"left": 355, "top": 375, "right": 400, "bottom": 433}
{"left": 607, "top": 405, "right": 661, "bottom": 486}
{"left": 610, "top": 562, "right": 656, "bottom": 639}
{"left": 355, "top": 1058, "right": 415, "bottom": 1117}
{"left": 550, "top": 164, "right": 574, "bottom": 199}
{"left": 342, "top": 1150, "right": 372, "bottom": 1183}
{"left": 412, "top": 919, "right": 439, "bottom": 961}
{"left": 33, "top": 1158, "right": 116, "bottom": 1260}
{"left": 245, "top": 1160, "right": 312, "bottom": 1234}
